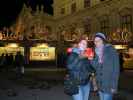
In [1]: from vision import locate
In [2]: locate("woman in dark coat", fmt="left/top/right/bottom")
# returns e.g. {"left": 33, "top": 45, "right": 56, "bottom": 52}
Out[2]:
{"left": 89, "top": 33, "right": 120, "bottom": 100}
{"left": 66, "top": 38, "right": 95, "bottom": 100}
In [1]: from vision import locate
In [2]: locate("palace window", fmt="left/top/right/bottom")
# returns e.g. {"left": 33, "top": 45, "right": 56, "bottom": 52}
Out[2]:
{"left": 84, "top": 18, "right": 91, "bottom": 34}
{"left": 61, "top": 8, "right": 65, "bottom": 15}
{"left": 100, "top": 18, "right": 110, "bottom": 34}
{"left": 84, "top": 0, "right": 91, "bottom": 8}
{"left": 121, "top": 15, "right": 132, "bottom": 32}
{"left": 71, "top": 3, "right": 76, "bottom": 13}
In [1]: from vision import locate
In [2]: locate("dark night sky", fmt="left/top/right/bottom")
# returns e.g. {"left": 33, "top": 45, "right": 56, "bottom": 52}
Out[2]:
{"left": 0, "top": 0, "right": 53, "bottom": 29}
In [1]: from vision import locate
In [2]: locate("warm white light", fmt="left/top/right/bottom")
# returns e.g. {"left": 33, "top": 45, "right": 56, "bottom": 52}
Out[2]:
{"left": 6, "top": 43, "right": 19, "bottom": 48}
{"left": 114, "top": 45, "right": 127, "bottom": 50}
{"left": 36, "top": 43, "right": 48, "bottom": 48}
{"left": 129, "top": 48, "right": 133, "bottom": 55}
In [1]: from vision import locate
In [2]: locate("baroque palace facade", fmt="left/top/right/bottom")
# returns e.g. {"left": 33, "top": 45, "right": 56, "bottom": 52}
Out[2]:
{"left": 0, "top": 0, "right": 133, "bottom": 67}
{"left": 10, "top": 0, "right": 133, "bottom": 50}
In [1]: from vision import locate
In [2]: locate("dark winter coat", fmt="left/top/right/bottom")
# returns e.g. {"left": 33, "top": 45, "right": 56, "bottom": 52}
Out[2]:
{"left": 67, "top": 52, "right": 95, "bottom": 85}
{"left": 91, "top": 44, "right": 120, "bottom": 93}
{"left": 14, "top": 54, "right": 24, "bottom": 67}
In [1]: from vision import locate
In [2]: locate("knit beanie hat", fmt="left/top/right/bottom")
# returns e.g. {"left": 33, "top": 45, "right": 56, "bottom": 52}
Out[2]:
{"left": 95, "top": 32, "right": 106, "bottom": 41}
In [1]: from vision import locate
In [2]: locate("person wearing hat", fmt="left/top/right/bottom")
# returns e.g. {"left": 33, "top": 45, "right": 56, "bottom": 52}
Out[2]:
{"left": 88, "top": 32, "right": 120, "bottom": 100}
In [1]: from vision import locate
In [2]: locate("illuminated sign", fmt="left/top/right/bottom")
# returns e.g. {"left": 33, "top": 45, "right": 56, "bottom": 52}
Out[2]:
{"left": 30, "top": 47, "right": 55, "bottom": 61}
{"left": 6, "top": 43, "right": 19, "bottom": 48}
{"left": 0, "top": 46, "right": 24, "bottom": 56}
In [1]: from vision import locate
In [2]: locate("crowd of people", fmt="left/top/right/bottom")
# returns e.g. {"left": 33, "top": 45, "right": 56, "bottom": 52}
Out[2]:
{"left": 0, "top": 51, "right": 25, "bottom": 78}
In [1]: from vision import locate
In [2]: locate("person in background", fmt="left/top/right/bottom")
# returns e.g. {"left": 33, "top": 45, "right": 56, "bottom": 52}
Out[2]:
{"left": 14, "top": 52, "right": 25, "bottom": 79}
{"left": 8, "top": 53, "right": 14, "bottom": 70}
{"left": 5, "top": 53, "right": 10, "bottom": 72}
{"left": 89, "top": 32, "right": 120, "bottom": 100}
{"left": 0, "top": 53, "right": 5, "bottom": 71}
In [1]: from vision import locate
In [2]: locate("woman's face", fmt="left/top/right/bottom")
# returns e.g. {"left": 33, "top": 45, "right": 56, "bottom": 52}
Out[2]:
{"left": 94, "top": 37, "right": 104, "bottom": 47}
{"left": 78, "top": 40, "right": 87, "bottom": 51}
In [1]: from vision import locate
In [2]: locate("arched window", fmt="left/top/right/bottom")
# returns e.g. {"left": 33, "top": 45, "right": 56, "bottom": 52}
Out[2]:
{"left": 84, "top": 0, "right": 91, "bottom": 8}
{"left": 84, "top": 18, "right": 91, "bottom": 34}
{"left": 119, "top": 8, "right": 132, "bottom": 32}
{"left": 121, "top": 15, "right": 132, "bottom": 32}
{"left": 100, "top": 15, "right": 110, "bottom": 35}
{"left": 71, "top": 3, "right": 76, "bottom": 14}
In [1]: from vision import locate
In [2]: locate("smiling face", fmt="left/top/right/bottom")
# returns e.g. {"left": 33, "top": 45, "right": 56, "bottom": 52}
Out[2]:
{"left": 78, "top": 40, "right": 87, "bottom": 51}
{"left": 94, "top": 37, "right": 104, "bottom": 48}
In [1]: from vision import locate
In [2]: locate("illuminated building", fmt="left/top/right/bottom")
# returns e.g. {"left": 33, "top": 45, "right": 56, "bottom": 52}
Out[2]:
{"left": 1, "top": 0, "right": 133, "bottom": 68}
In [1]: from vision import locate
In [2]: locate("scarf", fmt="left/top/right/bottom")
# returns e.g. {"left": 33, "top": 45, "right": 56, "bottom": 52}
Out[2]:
{"left": 95, "top": 45, "right": 104, "bottom": 63}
